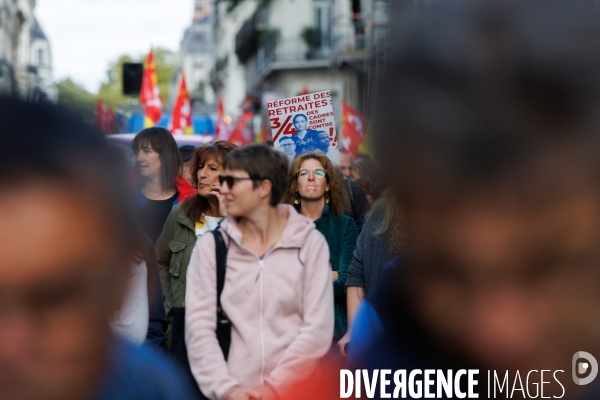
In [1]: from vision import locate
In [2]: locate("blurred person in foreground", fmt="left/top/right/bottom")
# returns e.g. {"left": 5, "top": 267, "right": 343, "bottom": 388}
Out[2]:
{"left": 107, "top": 142, "right": 167, "bottom": 350}
{"left": 350, "top": 0, "right": 600, "bottom": 398}
{"left": 284, "top": 151, "right": 358, "bottom": 342}
{"left": 185, "top": 144, "right": 333, "bottom": 400}
{"left": 0, "top": 97, "right": 193, "bottom": 400}
{"left": 133, "top": 127, "right": 195, "bottom": 243}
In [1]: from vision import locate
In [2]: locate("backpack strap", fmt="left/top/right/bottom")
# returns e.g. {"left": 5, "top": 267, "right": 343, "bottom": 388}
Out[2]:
{"left": 212, "top": 227, "right": 228, "bottom": 316}
{"left": 211, "top": 227, "right": 231, "bottom": 360}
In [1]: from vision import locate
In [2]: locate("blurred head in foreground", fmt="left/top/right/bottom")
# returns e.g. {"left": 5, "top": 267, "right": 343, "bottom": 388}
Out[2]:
{"left": 373, "top": 0, "right": 600, "bottom": 389}
{"left": 0, "top": 98, "right": 136, "bottom": 399}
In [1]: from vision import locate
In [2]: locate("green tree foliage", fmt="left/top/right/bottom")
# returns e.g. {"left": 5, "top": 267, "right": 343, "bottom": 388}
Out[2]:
{"left": 97, "top": 47, "right": 177, "bottom": 108}
{"left": 57, "top": 78, "right": 97, "bottom": 121}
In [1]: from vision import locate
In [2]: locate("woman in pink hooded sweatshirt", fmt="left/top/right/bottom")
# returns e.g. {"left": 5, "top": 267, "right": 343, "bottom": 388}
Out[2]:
{"left": 185, "top": 144, "right": 334, "bottom": 400}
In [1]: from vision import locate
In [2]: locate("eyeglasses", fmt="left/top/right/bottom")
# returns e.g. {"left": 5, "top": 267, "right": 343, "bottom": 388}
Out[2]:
{"left": 280, "top": 142, "right": 295, "bottom": 148}
{"left": 296, "top": 168, "right": 327, "bottom": 178}
{"left": 218, "top": 175, "right": 256, "bottom": 188}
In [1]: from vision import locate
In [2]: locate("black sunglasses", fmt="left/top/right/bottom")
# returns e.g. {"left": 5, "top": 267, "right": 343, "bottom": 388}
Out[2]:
{"left": 218, "top": 175, "right": 256, "bottom": 188}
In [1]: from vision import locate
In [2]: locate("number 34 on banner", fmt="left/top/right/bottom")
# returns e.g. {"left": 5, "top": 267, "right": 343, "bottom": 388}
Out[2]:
{"left": 270, "top": 115, "right": 296, "bottom": 140}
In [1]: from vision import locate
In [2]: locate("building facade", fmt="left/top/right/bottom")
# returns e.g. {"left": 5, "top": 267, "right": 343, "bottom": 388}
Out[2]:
{"left": 210, "top": 0, "right": 257, "bottom": 118}
{"left": 30, "top": 17, "right": 57, "bottom": 101}
{"left": 0, "top": 0, "right": 56, "bottom": 101}
{"left": 176, "top": 0, "right": 216, "bottom": 110}
{"left": 233, "top": 0, "right": 389, "bottom": 140}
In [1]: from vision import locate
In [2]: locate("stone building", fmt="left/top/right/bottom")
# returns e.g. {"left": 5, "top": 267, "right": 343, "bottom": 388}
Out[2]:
{"left": 232, "top": 0, "right": 389, "bottom": 139}
{"left": 0, "top": 0, "right": 56, "bottom": 100}
{"left": 174, "top": 0, "right": 216, "bottom": 110}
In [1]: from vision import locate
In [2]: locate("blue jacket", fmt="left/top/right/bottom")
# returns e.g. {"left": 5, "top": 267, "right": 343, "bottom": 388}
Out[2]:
{"left": 94, "top": 337, "right": 196, "bottom": 400}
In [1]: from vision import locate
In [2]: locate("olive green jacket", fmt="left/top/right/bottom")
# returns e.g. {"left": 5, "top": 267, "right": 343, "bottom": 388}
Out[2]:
{"left": 155, "top": 203, "right": 197, "bottom": 315}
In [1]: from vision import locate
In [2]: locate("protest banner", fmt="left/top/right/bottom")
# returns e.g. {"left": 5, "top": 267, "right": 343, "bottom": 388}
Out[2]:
{"left": 267, "top": 90, "right": 340, "bottom": 165}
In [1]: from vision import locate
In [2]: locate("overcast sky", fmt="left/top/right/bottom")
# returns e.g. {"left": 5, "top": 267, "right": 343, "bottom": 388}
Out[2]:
{"left": 36, "top": 0, "right": 194, "bottom": 93}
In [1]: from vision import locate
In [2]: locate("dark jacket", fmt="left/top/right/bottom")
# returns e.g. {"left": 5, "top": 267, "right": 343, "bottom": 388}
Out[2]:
{"left": 345, "top": 202, "right": 392, "bottom": 295}
{"left": 155, "top": 203, "right": 197, "bottom": 315}
{"left": 313, "top": 204, "right": 358, "bottom": 340}
{"left": 293, "top": 129, "right": 321, "bottom": 154}
{"left": 139, "top": 233, "right": 168, "bottom": 349}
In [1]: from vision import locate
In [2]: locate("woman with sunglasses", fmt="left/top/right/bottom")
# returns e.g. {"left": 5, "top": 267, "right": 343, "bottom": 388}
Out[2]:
{"left": 185, "top": 144, "right": 334, "bottom": 400}
{"left": 283, "top": 151, "right": 358, "bottom": 344}
{"left": 155, "top": 140, "right": 237, "bottom": 394}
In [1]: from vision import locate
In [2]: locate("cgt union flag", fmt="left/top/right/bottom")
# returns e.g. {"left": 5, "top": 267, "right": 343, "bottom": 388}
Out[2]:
{"left": 341, "top": 102, "right": 368, "bottom": 157}
{"left": 168, "top": 73, "right": 193, "bottom": 135}
{"left": 140, "top": 49, "right": 162, "bottom": 127}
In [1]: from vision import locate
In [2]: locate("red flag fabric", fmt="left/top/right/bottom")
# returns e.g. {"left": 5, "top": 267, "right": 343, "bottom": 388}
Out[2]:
{"left": 215, "top": 93, "right": 229, "bottom": 141}
{"left": 95, "top": 99, "right": 107, "bottom": 133}
{"left": 228, "top": 112, "right": 254, "bottom": 146}
{"left": 341, "top": 102, "right": 368, "bottom": 157}
{"left": 168, "top": 73, "right": 193, "bottom": 135}
{"left": 140, "top": 49, "right": 162, "bottom": 127}
{"left": 175, "top": 175, "right": 196, "bottom": 203}
{"left": 106, "top": 107, "right": 115, "bottom": 134}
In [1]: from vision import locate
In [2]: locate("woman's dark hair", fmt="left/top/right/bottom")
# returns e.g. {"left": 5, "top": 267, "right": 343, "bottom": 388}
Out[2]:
{"left": 222, "top": 144, "right": 289, "bottom": 207}
{"left": 132, "top": 127, "right": 182, "bottom": 191}
{"left": 283, "top": 151, "right": 350, "bottom": 217}
{"left": 183, "top": 141, "right": 237, "bottom": 222}
{"left": 292, "top": 114, "right": 307, "bottom": 124}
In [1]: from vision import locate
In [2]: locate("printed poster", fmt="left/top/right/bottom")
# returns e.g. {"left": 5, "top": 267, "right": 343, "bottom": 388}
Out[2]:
{"left": 267, "top": 90, "right": 340, "bottom": 165}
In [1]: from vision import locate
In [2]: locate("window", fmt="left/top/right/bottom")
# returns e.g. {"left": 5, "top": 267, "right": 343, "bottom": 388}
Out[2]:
{"left": 313, "top": 0, "right": 330, "bottom": 47}
{"left": 38, "top": 49, "right": 43, "bottom": 66}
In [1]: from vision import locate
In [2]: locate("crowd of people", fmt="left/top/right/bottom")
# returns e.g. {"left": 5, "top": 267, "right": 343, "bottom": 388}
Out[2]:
{"left": 5, "top": 0, "right": 600, "bottom": 399}
{"left": 129, "top": 126, "right": 387, "bottom": 399}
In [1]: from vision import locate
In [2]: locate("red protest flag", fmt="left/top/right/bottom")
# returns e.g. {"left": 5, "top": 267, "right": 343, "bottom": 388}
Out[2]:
{"left": 228, "top": 112, "right": 254, "bottom": 146}
{"left": 95, "top": 99, "right": 107, "bottom": 134}
{"left": 215, "top": 93, "right": 230, "bottom": 140}
{"left": 168, "top": 72, "right": 193, "bottom": 135}
{"left": 106, "top": 107, "right": 116, "bottom": 134}
{"left": 139, "top": 49, "right": 162, "bottom": 127}
{"left": 341, "top": 102, "right": 368, "bottom": 157}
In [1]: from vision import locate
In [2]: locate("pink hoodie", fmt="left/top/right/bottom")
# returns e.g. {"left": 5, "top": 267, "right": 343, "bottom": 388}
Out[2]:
{"left": 185, "top": 204, "right": 334, "bottom": 399}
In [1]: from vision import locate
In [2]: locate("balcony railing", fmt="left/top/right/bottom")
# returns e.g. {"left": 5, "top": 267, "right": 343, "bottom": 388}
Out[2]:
{"left": 255, "top": 34, "right": 369, "bottom": 77}
{"left": 256, "top": 37, "right": 331, "bottom": 77}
